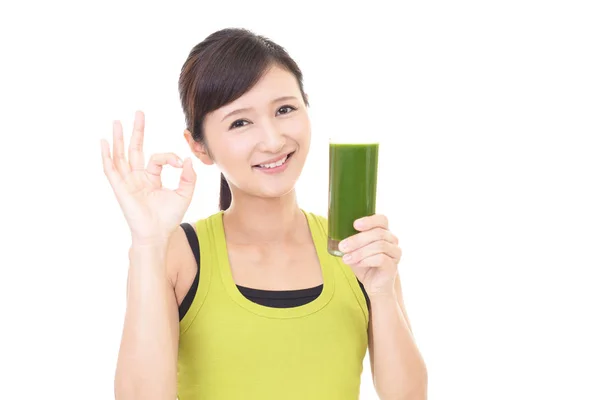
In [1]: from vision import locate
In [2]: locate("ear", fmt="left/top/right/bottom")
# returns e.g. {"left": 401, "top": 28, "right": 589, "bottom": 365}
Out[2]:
{"left": 183, "top": 129, "right": 214, "bottom": 166}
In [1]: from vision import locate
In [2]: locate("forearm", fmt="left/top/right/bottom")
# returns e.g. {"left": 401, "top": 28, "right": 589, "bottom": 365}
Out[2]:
{"left": 394, "top": 276, "right": 413, "bottom": 335}
{"left": 370, "top": 287, "right": 427, "bottom": 400}
{"left": 115, "top": 242, "right": 178, "bottom": 400}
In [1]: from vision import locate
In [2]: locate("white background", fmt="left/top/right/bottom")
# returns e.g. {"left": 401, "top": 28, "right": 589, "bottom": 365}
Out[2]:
{"left": 1, "top": 0, "right": 599, "bottom": 399}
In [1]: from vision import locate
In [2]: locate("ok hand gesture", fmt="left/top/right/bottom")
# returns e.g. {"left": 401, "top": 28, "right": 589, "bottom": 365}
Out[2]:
{"left": 100, "top": 111, "right": 196, "bottom": 245}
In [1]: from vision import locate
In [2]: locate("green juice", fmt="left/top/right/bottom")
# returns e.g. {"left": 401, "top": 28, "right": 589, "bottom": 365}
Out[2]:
{"left": 327, "top": 143, "right": 379, "bottom": 256}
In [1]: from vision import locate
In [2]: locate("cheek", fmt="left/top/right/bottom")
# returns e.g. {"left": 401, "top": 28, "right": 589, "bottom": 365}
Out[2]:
{"left": 216, "top": 136, "right": 253, "bottom": 167}
{"left": 283, "top": 115, "right": 311, "bottom": 143}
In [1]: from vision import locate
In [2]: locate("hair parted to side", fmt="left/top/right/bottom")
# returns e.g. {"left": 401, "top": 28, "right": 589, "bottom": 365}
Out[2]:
{"left": 178, "top": 28, "right": 309, "bottom": 211}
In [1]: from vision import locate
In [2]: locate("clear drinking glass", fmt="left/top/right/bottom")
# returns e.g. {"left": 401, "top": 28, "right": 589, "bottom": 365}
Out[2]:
{"left": 327, "top": 136, "right": 379, "bottom": 257}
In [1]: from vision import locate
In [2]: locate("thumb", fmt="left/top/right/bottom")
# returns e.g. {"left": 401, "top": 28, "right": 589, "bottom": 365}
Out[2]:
{"left": 175, "top": 157, "right": 197, "bottom": 199}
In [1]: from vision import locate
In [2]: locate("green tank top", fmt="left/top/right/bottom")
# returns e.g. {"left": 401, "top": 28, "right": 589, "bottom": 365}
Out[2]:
{"left": 177, "top": 210, "right": 369, "bottom": 399}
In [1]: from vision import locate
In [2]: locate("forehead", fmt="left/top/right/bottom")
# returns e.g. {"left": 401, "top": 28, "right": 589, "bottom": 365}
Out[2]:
{"left": 219, "top": 65, "right": 301, "bottom": 111}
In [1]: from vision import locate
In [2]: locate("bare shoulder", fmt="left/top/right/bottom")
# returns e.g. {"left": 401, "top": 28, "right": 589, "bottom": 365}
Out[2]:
{"left": 166, "top": 223, "right": 198, "bottom": 307}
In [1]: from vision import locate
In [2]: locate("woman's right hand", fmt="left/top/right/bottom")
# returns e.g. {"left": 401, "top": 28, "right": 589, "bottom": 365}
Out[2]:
{"left": 100, "top": 110, "right": 197, "bottom": 245}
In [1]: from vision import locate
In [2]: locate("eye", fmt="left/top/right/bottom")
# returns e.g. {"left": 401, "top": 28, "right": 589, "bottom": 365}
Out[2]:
{"left": 229, "top": 119, "right": 250, "bottom": 130}
{"left": 276, "top": 105, "right": 297, "bottom": 115}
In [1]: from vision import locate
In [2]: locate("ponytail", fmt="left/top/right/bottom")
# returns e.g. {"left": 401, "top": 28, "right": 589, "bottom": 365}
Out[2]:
{"left": 219, "top": 173, "right": 232, "bottom": 211}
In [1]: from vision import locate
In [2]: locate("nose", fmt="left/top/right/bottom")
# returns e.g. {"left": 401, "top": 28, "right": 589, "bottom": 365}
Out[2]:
{"left": 258, "top": 120, "right": 285, "bottom": 154}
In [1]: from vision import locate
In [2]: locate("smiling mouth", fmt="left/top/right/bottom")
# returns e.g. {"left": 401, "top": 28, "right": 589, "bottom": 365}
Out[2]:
{"left": 252, "top": 151, "right": 295, "bottom": 169}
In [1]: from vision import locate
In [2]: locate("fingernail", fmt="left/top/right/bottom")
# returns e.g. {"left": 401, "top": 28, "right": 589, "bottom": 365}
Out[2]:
{"left": 354, "top": 219, "right": 363, "bottom": 229}
{"left": 339, "top": 240, "right": 347, "bottom": 251}
{"left": 177, "top": 158, "right": 183, "bottom": 166}
{"left": 343, "top": 253, "right": 351, "bottom": 262}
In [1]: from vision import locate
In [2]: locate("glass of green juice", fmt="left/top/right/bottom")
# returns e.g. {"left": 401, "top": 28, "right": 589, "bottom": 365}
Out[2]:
{"left": 327, "top": 139, "right": 379, "bottom": 257}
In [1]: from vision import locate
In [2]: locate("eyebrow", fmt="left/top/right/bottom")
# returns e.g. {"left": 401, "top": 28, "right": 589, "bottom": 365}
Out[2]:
{"left": 221, "top": 96, "right": 299, "bottom": 122}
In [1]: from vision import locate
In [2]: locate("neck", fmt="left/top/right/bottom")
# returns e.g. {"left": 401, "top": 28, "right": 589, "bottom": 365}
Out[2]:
{"left": 223, "top": 188, "right": 304, "bottom": 244}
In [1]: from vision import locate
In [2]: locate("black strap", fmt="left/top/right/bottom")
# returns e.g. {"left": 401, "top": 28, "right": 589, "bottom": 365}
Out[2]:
{"left": 357, "top": 279, "right": 371, "bottom": 311}
{"left": 178, "top": 223, "right": 200, "bottom": 321}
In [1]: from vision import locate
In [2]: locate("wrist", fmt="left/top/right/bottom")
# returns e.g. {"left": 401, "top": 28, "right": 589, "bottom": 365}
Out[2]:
{"left": 129, "top": 239, "right": 169, "bottom": 259}
{"left": 364, "top": 272, "right": 398, "bottom": 299}
{"left": 366, "top": 288, "right": 396, "bottom": 301}
{"left": 131, "top": 234, "right": 171, "bottom": 248}
{"left": 368, "top": 294, "right": 398, "bottom": 311}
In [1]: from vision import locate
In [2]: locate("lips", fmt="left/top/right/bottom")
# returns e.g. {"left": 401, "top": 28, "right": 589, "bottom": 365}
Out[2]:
{"left": 252, "top": 151, "right": 295, "bottom": 168}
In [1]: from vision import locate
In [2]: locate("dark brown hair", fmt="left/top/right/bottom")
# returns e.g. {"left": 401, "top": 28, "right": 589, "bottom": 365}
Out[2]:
{"left": 178, "top": 28, "right": 309, "bottom": 211}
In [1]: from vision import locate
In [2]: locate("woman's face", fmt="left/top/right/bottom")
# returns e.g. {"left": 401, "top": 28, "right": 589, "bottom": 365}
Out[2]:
{"left": 199, "top": 64, "right": 311, "bottom": 200}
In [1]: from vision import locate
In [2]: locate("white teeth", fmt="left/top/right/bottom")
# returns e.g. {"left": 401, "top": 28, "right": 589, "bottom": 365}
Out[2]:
{"left": 258, "top": 154, "right": 288, "bottom": 169}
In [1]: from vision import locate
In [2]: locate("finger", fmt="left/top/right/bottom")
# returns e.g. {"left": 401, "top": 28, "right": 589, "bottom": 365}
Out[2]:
{"left": 146, "top": 152, "right": 184, "bottom": 177}
{"left": 342, "top": 241, "right": 401, "bottom": 266}
{"left": 339, "top": 227, "right": 397, "bottom": 253}
{"left": 358, "top": 253, "right": 397, "bottom": 268}
{"left": 175, "top": 157, "right": 197, "bottom": 200}
{"left": 354, "top": 214, "right": 389, "bottom": 231}
{"left": 347, "top": 252, "right": 396, "bottom": 268}
{"left": 112, "top": 120, "right": 130, "bottom": 176}
{"left": 128, "top": 110, "right": 145, "bottom": 171}
{"left": 100, "top": 138, "right": 124, "bottom": 190}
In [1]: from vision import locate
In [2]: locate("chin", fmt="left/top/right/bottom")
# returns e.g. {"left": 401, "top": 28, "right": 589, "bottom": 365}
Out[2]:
{"left": 253, "top": 177, "right": 299, "bottom": 199}
{"left": 263, "top": 185, "right": 297, "bottom": 199}
{"left": 251, "top": 173, "right": 304, "bottom": 201}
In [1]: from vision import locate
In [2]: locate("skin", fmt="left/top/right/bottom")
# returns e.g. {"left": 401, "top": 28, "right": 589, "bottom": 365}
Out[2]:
{"left": 104, "top": 64, "right": 427, "bottom": 400}
{"left": 184, "top": 64, "right": 428, "bottom": 399}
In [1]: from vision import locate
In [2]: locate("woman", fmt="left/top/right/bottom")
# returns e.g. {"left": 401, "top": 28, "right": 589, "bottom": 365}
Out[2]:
{"left": 101, "top": 28, "right": 427, "bottom": 400}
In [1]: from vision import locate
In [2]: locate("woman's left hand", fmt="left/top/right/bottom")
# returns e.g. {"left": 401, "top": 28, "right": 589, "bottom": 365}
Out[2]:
{"left": 338, "top": 214, "right": 402, "bottom": 296}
